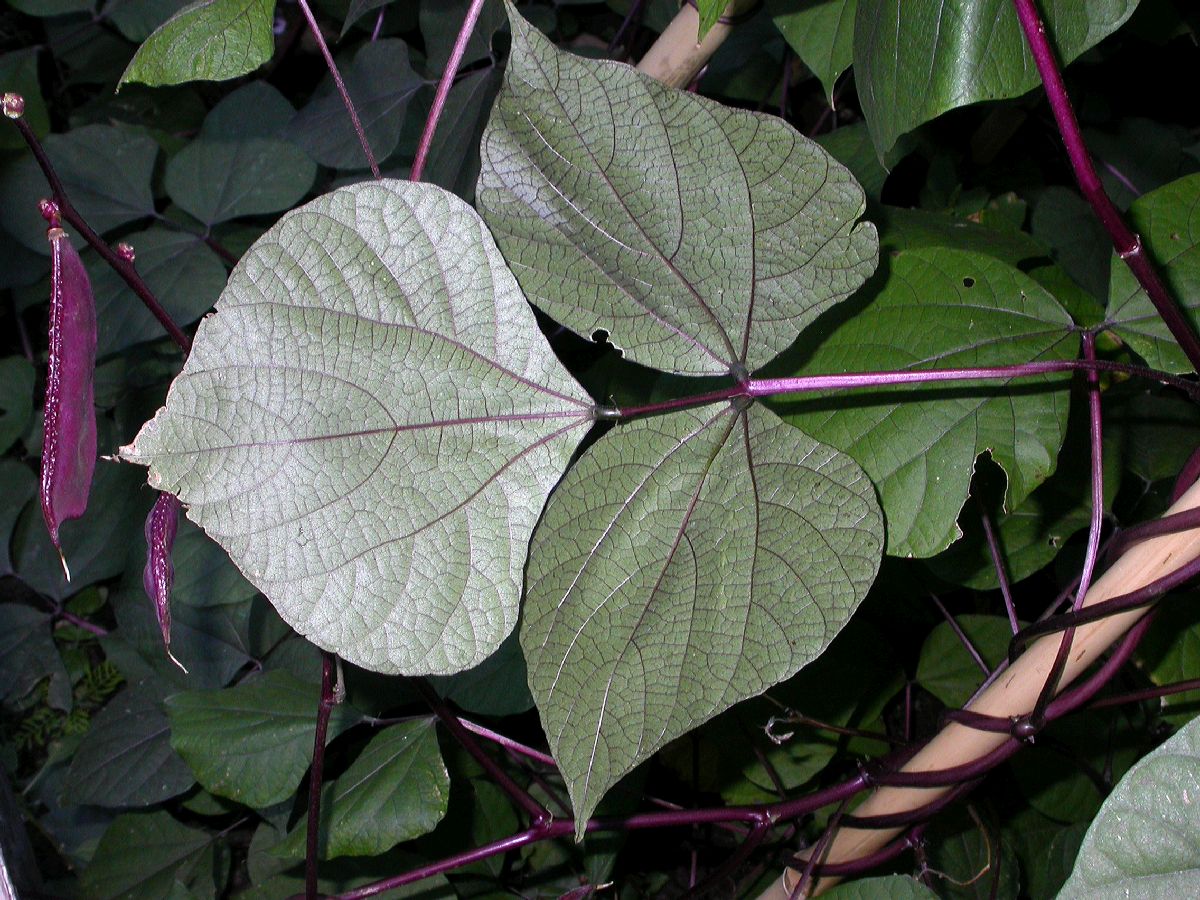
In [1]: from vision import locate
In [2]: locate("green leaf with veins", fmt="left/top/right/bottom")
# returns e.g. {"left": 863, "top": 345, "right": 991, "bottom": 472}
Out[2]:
{"left": 854, "top": 0, "right": 1140, "bottom": 160}
{"left": 122, "top": 180, "right": 592, "bottom": 675}
{"left": 767, "top": 248, "right": 1075, "bottom": 558}
{"left": 119, "top": 0, "right": 276, "bottom": 88}
{"left": 524, "top": 402, "right": 881, "bottom": 835}
{"left": 768, "top": 0, "right": 858, "bottom": 102}
{"left": 167, "top": 671, "right": 361, "bottom": 807}
{"left": 477, "top": 4, "right": 877, "bottom": 377}
{"left": 1059, "top": 713, "right": 1200, "bottom": 898}
{"left": 273, "top": 719, "right": 449, "bottom": 859}
{"left": 1107, "top": 173, "right": 1200, "bottom": 374}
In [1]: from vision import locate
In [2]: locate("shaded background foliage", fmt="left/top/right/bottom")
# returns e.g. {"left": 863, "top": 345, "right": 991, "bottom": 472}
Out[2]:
{"left": 2, "top": 0, "right": 1200, "bottom": 897}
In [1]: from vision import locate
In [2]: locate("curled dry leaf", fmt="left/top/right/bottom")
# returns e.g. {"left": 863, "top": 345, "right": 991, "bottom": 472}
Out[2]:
{"left": 40, "top": 200, "right": 97, "bottom": 580}
{"left": 144, "top": 491, "right": 186, "bottom": 672}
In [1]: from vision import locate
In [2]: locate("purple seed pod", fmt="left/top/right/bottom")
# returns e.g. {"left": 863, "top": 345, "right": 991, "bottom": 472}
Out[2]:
{"left": 40, "top": 201, "right": 97, "bottom": 581}
{"left": 144, "top": 491, "right": 187, "bottom": 672}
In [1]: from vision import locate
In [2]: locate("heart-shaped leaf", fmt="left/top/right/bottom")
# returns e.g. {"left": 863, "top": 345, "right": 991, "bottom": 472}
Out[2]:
{"left": 477, "top": 4, "right": 877, "bottom": 377}
{"left": 523, "top": 401, "right": 881, "bottom": 833}
{"left": 767, "top": 248, "right": 1075, "bottom": 557}
{"left": 122, "top": 180, "right": 593, "bottom": 675}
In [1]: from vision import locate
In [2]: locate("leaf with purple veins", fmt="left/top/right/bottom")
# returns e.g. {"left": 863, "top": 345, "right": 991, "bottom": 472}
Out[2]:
{"left": 40, "top": 200, "right": 97, "bottom": 580}
{"left": 144, "top": 491, "right": 186, "bottom": 671}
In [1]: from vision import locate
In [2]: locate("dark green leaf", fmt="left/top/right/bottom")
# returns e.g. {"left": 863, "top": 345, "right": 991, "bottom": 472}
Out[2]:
{"left": 875, "top": 205, "right": 1048, "bottom": 268}
{"left": 0, "top": 48, "right": 50, "bottom": 149}
{"left": 88, "top": 227, "right": 227, "bottom": 358}
{"left": 286, "top": 39, "right": 424, "bottom": 170}
{"left": 104, "top": 588, "right": 256, "bottom": 690}
{"left": 165, "top": 136, "right": 316, "bottom": 225}
{"left": 478, "top": 6, "right": 877, "bottom": 376}
{"left": 200, "top": 80, "right": 295, "bottom": 139}
{"left": 13, "top": 462, "right": 150, "bottom": 601}
{"left": 420, "top": 0, "right": 507, "bottom": 73}
{"left": 1059, "top": 714, "right": 1200, "bottom": 897}
{"left": 1009, "top": 709, "right": 1141, "bottom": 824}
{"left": 170, "top": 517, "right": 256, "bottom": 608}
{"left": 1134, "top": 598, "right": 1200, "bottom": 727}
{"left": 274, "top": 719, "right": 449, "bottom": 858}
{"left": 64, "top": 684, "right": 195, "bottom": 807}
{"left": 0, "top": 357, "right": 35, "bottom": 455}
{"left": 769, "top": 0, "right": 857, "bottom": 101}
{"left": 0, "top": 603, "right": 71, "bottom": 710}
{"left": 916, "top": 614, "right": 1012, "bottom": 709}
{"left": 119, "top": 0, "right": 276, "bottom": 88}
{"left": 80, "top": 810, "right": 217, "bottom": 900}
{"left": 423, "top": 66, "right": 502, "bottom": 202}
{"left": 108, "top": 0, "right": 195, "bottom": 42}
{"left": 0, "top": 460, "right": 36, "bottom": 576}
{"left": 854, "top": 0, "right": 1140, "bottom": 159}
{"left": 924, "top": 808, "right": 1020, "bottom": 899}
{"left": 0, "top": 125, "right": 158, "bottom": 255}
{"left": 1031, "top": 186, "right": 1112, "bottom": 304}
{"left": 816, "top": 121, "right": 888, "bottom": 202}
{"left": 524, "top": 403, "right": 881, "bottom": 833}
{"left": 1107, "top": 172, "right": 1200, "bottom": 373}
{"left": 769, "top": 248, "right": 1075, "bottom": 557}
{"left": 7, "top": 0, "right": 93, "bottom": 14}
{"left": 122, "top": 180, "right": 592, "bottom": 676}
{"left": 825, "top": 875, "right": 938, "bottom": 898}
{"left": 429, "top": 628, "right": 532, "bottom": 716}
{"left": 1085, "top": 117, "right": 1200, "bottom": 212}
{"left": 1006, "top": 807, "right": 1086, "bottom": 899}
{"left": 167, "top": 670, "right": 361, "bottom": 807}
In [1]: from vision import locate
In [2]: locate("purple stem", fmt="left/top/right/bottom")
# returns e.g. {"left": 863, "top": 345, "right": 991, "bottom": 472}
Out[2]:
{"left": 1105, "top": 507, "right": 1200, "bottom": 561}
{"left": 609, "top": 358, "right": 1198, "bottom": 421}
{"left": 306, "top": 652, "right": 337, "bottom": 900}
{"left": 1088, "top": 675, "right": 1200, "bottom": 709}
{"left": 931, "top": 593, "right": 990, "bottom": 676}
{"left": 1011, "top": 0, "right": 1200, "bottom": 372}
{"left": 1172, "top": 445, "right": 1200, "bottom": 503}
{"left": 295, "top": 0, "right": 380, "bottom": 179}
{"left": 410, "top": 0, "right": 487, "bottom": 183}
{"left": 608, "top": 0, "right": 650, "bottom": 57}
{"left": 1029, "top": 334, "right": 1105, "bottom": 726}
{"left": 414, "top": 680, "right": 550, "bottom": 826}
{"left": 54, "top": 607, "right": 107, "bottom": 636}
{"left": 371, "top": 6, "right": 385, "bottom": 42}
{"left": 459, "top": 718, "right": 557, "bottom": 767}
{"left": 8, "top": 115, "right": 191, "bottom": 353}
{"left": 978, "top": 500, "right": 1019, "bottom": 633}
{"left": 1009, "top": 554, "right": 1200, "bottom": 654}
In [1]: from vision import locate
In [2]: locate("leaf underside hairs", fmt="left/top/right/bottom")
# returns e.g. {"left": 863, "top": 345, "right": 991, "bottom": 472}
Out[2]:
{"left": 40, "top": 199, "right": 98, "bottom": 580}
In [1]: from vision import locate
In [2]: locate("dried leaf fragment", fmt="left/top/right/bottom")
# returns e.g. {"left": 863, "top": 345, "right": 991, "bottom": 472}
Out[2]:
{"left": 40, "top": 201, "right": 97, "bottom": 579}
{"left": 143, "top": 491, "right": 186, "bottom": 672}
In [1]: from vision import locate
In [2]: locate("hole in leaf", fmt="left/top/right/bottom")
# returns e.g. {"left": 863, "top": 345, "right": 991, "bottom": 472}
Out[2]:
{"left": 963, "top": 277, "right": 976, "bottom": 288}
